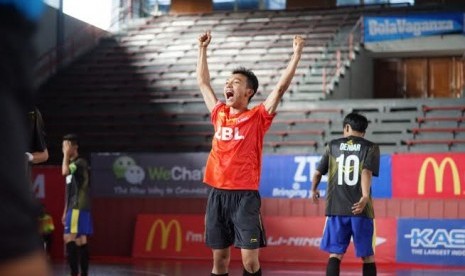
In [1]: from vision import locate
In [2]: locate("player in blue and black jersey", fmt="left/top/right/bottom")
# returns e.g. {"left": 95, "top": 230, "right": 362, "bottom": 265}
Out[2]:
{"left": 311, "top": 112, "right": 380, "bottom": 276}
{"left": 62, "top": 134, "right": 92, "bottom": 276}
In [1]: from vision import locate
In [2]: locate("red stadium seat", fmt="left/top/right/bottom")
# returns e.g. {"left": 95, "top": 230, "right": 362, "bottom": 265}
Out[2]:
{"left": 422, "top": 105, "right": 465, "bottom": 115}
{"left": 267, "top": 129, "right": 325, "bottom": 139}
{"left": 265, "top": 140, "right": 318, "bottom": 152}
{"left": 416, "top": 116, "right": 465, "bottom": 126}
{"left": 409, "top": 127, "right": 465, "bottom": 138}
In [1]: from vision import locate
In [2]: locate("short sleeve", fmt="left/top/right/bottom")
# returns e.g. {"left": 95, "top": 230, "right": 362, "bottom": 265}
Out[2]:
{"left": 258, "top": 104, "right": 275, "bottom": 132}
{"left": 363, "top": 144, "right": 380, "bottom": 177}
{"left": 210, "top": 101, "right": 224, "bottom": 125}
{"left": 317, "top": 145, "right": 330, "bottom": 175}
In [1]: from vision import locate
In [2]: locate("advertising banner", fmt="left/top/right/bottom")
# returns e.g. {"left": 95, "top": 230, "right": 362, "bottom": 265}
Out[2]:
{"left": 397, "top": 218, "right": 465, "bottom": 266}
{"left": 132, "top": 214, "right": 214, "bottom": 260}
{"left": 91, "top": 153, "right": 392, "bottom": 198}
{"left": 262, "top": 217, "right": 396, "bottom": 264}
{"left": 392, "top": 153, "right": 465, "bottom": 198}
{"left": 91, "top": 153, "right": 210, "bottom": 197}
{"left": 133, "top": 214, "right": 396, "bottom": 264}
{"left": 259, "top": 154, "right": 392, "bottom": 199}
{"left": 363, "top": 13, "right": 465, "bottom": 42}
{"left": 32, "top": 166, "right": 65, "bottom": 259}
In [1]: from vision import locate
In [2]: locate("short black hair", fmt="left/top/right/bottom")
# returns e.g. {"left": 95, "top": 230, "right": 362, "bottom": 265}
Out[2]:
{"left": 63, "top": 133, "right": 79, "bottom": 146}
{"left": 232, "top": 67, "right": 259, "bottom": 101}
{"left": 343, "top": 112, "right": 368, "bottom": 133}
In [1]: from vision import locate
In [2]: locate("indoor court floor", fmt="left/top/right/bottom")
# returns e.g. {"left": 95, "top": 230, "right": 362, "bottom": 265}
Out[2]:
{"left": 50, "top": 259, "right": 465, "bottom": 275}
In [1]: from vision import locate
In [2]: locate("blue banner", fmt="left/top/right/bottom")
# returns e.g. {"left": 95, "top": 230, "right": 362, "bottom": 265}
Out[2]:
{"left": 397, "top": 219, "right": 465, "bottom": 266}
{"left": 363, "top": 13, "right": 465, "bottom": 42}
{"left": 372, "top": 155, "right": 392, "bottom": 198}
{"left": 259, "top": 154, "right": 392, "bottom": 199}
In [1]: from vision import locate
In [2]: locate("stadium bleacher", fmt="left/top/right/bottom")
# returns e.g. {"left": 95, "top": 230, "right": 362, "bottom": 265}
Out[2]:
{"left": 38, "top": 4, "right": 464, "bottom": 162}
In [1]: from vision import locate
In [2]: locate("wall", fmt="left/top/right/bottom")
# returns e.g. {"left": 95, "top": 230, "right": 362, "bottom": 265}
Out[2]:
{"left": 34, "top": 5, "right": 58, "bottom": 59}
{"left": 327, "top": 47, "right": 374, "bottom": 99}
{"left": 90, "top": 197, "right": 465, "bottom": 257}
{"left": 35, "top": 4, "right": 104, "bottom": 60}
{"left": 34, "top": 4, "right": 106, "bottom": 85}
{"left": 91, "top": 198, "right": 207, "bottom": 256}
{"left": 364, "top": 35, "right": 465, "bottom": 57}
{"left": 415, "top": 0, "right": 465, "bottom": 6}
{"left": 286, "top": 0, "right": 336, "bottom": 9}
{"left": 170, "top": 0, "right": 213, "bottom": 14}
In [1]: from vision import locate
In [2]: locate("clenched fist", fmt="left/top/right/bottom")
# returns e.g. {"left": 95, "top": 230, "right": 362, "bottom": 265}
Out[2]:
{"left": 293, "top": 35, "right": 304, "bottom": 54}
{"left": 198, "top": 31, "right": 212, "bottom": 48}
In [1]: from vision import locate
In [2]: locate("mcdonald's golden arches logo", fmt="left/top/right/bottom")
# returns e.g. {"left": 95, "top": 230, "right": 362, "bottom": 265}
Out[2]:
{"left": 145, "top": 219, "right": 182, "bottom": 252}
{"left": 418, "top": 157, "right": 462, "bottom": 195}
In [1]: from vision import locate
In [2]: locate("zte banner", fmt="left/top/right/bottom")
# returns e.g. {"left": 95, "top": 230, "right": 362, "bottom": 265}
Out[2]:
{"left": 392, "top": 153, "right": 465, "bottom": 198}
{"left": 397, "top": 218, "right": 465, "bottom": 266}
{"left": 133, "top": 214, "right": 396, "bottom": 264}
{"left": 91, "top": 153, "right": 209, "bottom": 197}
{"left": 363, "top": 13, "right": 465, "bottom": 42}
{"left": 259, "top": 154, "right": 392, "bottom": 199}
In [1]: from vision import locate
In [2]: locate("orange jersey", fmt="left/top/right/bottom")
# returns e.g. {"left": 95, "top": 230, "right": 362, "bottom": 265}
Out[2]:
{"left": 203, "top": 102, "right": 275, "bottom": 190}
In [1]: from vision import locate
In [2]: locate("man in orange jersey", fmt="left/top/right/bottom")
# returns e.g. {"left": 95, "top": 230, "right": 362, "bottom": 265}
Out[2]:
{"left": 197, "top": 30, "right": 304, "bottom": 276}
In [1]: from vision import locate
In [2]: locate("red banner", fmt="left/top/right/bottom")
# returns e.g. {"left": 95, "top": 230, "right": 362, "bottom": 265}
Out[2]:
{"left": 32, "top": 166, "right": 65, "bottom": 259}
{"left": 393, "top": 153, "right": 465, "bottom": 198}
{"left": 132, "top": 214, "right": 396, "bottom": 264}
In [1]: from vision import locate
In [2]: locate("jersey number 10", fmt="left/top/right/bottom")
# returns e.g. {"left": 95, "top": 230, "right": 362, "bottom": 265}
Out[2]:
{"left": 335, "top": 154, "right": 360, "bottom": 186}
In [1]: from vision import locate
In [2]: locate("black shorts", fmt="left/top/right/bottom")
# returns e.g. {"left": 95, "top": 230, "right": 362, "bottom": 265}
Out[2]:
{"left": 205, "top": 188, "right": 266, "bottom": 250}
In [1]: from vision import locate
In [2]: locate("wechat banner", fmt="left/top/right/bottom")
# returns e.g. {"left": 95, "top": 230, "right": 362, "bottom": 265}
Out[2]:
{"left": 91, "top": 152, "right": 210, "bottom": 197}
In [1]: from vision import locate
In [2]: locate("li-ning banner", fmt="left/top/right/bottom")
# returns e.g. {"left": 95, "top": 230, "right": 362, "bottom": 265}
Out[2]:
{"left": 363, "top": 13, "right": 465, "bottom": 42}
{"left": 91, "top": 152, "right": 210, "bottom": 197}
{"left": 397, "top": 218, "right": 465, "bottom": 266}
{"left": 259, "top": 154, "right": 392, "bottom": 199}
{"left": 133, "top": 214, "right": 397, "bottom": 264}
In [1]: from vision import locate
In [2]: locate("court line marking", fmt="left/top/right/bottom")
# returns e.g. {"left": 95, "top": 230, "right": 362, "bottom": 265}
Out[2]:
{"left": 267, "top": 271, "right": 395, "bottom": 275}
{"left": 110, "top": 268, "right": 168, "bottom": 276}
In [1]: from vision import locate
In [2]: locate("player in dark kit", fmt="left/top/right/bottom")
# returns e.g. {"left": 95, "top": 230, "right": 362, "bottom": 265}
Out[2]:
{"left": 311, "top": 113, "right": 380, "bottom": 276}
{"left": 0, "top": 0, "right": 50, "bottom": 275}
{"left": 62, "top": 134, "right": 93, "bottom": 276}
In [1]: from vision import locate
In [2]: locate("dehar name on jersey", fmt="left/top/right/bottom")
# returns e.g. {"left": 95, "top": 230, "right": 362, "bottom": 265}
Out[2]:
{"left": 339, "top": 142, "right": 361, "bottom": 151}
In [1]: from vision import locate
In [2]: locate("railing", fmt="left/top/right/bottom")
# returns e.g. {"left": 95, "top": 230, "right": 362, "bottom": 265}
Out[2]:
{"left": 322, "top": 16, "right": 363, "bottom": 94}
{"left": 34, "top": 1, "right": 139, "bottom": 86}
{"left": 461, "top": 50, "right": 465, "bottom": 97}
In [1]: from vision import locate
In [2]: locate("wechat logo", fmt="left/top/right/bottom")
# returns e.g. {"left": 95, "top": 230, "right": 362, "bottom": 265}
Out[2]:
{"left": 112, "top": 156, "right": 145, "bottom": 184}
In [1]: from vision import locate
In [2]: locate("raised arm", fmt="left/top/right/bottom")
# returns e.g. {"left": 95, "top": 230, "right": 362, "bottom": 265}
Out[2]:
{"left": 61, "top": 141, "right": 71, "bottom": 176}
{"left": 264, "top": 35, "right": 304, "bottom": 114}
{"left": 196, "top": 31, "right": 218, "bottom": 113}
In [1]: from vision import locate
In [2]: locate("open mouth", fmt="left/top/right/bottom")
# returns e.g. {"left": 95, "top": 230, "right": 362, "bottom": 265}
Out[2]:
{"left": 226, "top": 91, "right": 234, "bottom": 100}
